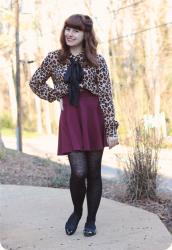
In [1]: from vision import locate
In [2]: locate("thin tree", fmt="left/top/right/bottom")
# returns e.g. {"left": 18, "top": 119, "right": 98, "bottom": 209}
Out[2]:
{"left": 14, "top": 0, "right": 22, "bottom": 151}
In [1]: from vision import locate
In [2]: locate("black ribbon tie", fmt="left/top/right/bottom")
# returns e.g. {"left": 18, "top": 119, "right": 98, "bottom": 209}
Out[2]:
{"left": 64, "top": 57, "right": 84, "bottom": 107}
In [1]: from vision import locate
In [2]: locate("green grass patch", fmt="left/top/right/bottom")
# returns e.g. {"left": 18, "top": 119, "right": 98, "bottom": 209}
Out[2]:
{"left": 1, "top": 128, "right": 39, "bottom": 138}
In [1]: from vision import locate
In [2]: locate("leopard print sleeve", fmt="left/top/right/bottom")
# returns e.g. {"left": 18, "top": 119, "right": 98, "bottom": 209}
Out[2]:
{"left": 97, "top": 54, "right": 119, "bottom": 138}
{"left": 29, "top": 52, "right": 58, "bottom": 102}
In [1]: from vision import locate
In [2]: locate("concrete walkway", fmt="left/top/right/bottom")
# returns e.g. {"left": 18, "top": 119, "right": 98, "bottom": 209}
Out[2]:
{"left": 0, "top": 185, "right": 171, "bottom": 250}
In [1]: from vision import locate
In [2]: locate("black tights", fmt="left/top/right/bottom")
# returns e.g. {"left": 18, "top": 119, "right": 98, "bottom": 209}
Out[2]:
{"left": 68, "top": 149, "right": 103, "bottom": 223}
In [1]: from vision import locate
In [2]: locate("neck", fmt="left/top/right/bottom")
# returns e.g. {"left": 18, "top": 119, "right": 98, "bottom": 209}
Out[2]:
{"left": 70, "top": 46, "right": 83, "bottom": 56}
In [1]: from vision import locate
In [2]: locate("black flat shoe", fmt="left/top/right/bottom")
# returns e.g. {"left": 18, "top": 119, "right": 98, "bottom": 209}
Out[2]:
{"left": 83, "top": 221, "right": 96, "bottom": 237}
{"left": 65, "top": 212, "right": 82, "bottom": 235}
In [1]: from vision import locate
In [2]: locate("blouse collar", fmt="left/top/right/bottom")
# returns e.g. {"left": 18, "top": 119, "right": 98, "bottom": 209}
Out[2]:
{"left": 69, "top": 51, "right": 85, "bottom": 62}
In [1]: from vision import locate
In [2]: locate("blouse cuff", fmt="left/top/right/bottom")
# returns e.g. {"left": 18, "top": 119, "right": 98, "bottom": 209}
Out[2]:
{"left": 104, "top": 119, "right": 119, "bottom": 138}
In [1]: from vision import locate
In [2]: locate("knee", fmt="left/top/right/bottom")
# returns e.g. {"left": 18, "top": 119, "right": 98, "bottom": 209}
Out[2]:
{"left": 72, "top": 170, "right": 87, "bottom": 180}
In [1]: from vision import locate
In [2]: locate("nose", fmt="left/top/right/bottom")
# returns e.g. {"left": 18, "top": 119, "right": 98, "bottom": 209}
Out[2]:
{"left": 67, "top": 29, "right": 74, "bottom": 36}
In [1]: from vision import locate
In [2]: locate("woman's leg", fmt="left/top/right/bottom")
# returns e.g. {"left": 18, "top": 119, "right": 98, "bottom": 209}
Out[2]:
{"left": 84, "top": 149, "right": 104, "bottom": 236}
{"left": 65, "top": 150, "right": 87, "bottom": 235}
{"left": 68, "top": 150, "right": 87, "bottom": 216}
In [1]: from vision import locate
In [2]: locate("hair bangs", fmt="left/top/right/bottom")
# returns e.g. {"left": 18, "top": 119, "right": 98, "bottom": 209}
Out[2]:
{"left": 64, "top": 15, "right": 85, "bottom": 31}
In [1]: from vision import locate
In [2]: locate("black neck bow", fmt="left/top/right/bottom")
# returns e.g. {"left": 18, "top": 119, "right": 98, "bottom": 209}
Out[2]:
{"left": 64, "top": 57, "right": 84, "bottom": 107}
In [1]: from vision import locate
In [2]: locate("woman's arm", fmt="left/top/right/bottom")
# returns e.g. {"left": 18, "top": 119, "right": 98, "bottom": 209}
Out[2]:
{"left": 96, "top": 54, "right": 119, "bottom": 142}
{"left": 29, "top": 52, "right": 60, "bottom": 102}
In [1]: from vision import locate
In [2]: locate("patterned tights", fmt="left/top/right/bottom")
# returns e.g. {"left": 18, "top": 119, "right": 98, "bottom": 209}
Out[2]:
{"left": 68, "top": 149, "right": 104, "bottom": 223}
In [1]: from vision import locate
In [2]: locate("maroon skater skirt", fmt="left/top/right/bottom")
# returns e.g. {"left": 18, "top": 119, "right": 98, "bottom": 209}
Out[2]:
{"left": 57, "top": 89, "right": 108, "bottom": 155}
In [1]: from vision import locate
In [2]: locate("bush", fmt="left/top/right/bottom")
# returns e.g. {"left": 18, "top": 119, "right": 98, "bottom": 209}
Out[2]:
{"left": 124, "top": 124, "right": 162, "bottom": 201}
{"left": 0, "top": 113, "right": 14, "bottom": 129}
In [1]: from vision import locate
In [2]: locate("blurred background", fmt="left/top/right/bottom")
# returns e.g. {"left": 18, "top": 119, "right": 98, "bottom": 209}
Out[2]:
{"left": 0, "top": 0, "right": 172, "bottom": 150}
{"left": 1, "top": 2, "right": 172, "bottom": 238}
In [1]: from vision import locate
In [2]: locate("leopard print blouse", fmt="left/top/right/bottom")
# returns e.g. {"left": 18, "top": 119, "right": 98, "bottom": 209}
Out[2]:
{"left": 29, "top": 49, "right": 119, "bottom": 138}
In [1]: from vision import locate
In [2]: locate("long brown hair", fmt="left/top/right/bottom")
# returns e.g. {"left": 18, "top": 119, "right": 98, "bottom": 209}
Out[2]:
{"left": 59, "top": 14, "right": 98, "bottom": 67}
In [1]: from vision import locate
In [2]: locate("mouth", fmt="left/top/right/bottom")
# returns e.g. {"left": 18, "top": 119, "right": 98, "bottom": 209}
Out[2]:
{"left": 66, "top": 38, "right": 75, "bottom": 42}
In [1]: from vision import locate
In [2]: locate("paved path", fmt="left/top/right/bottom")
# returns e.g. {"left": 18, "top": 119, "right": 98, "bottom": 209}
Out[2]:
{"left": 0, "top": 185, "right": 172, "bottom": 250}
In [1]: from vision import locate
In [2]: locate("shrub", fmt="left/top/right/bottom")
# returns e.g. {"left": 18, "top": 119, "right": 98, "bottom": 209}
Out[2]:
{"left": 124, "top": 124, "right": 162, "bottom": 201}
{"left": 0, "top": 113, "right": 14, "bottom": 129}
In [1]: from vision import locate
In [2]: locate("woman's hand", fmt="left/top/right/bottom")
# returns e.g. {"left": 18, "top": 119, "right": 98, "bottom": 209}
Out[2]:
{"left": 107, "top": 136, "right": 119, "bottom": 149}
{"left": 60, "top": 98, "right": 64, "bottom": 111}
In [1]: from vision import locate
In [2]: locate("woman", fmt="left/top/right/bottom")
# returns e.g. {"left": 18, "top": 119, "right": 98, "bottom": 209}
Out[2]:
{"left": 29, "top": 14, "right": 119, "bottom": 237}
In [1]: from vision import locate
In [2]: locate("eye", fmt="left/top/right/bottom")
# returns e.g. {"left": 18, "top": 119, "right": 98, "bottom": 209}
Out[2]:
{"left": 74, "top": 29, "right": 79, "bottom": 33}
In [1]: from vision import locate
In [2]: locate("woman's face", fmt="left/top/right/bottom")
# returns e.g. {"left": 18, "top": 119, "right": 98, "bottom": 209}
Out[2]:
{"left": 64, "top": 26, "right": 84, "bottom": 48}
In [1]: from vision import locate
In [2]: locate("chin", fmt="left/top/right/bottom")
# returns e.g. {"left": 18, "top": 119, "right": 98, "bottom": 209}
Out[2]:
{"left": 68, "top": 44, "right": 78, "bottom": 48}
{"left": 66, "top": 42, "right": 74, "bottom": 46}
